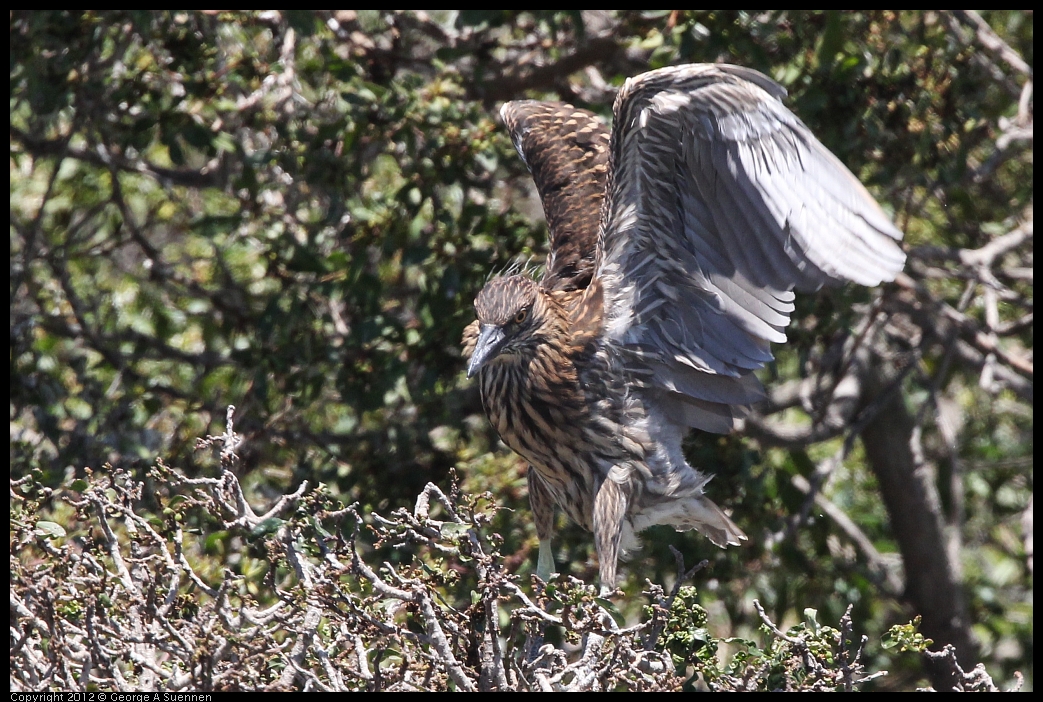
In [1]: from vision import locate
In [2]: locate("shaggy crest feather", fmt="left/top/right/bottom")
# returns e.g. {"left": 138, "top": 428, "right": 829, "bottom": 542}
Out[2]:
{"left": 493, "top": 255, "right": 542, "bottom": 282}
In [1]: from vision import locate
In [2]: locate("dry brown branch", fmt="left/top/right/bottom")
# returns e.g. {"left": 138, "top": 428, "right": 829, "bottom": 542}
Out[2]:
{"left": 10, "top": 405, "right": 1013, "bottom": 692}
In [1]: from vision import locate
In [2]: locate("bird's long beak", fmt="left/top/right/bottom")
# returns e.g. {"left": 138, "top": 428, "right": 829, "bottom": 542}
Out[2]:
{"left": 467, "top": 324, "right": 506, "bottom": 378}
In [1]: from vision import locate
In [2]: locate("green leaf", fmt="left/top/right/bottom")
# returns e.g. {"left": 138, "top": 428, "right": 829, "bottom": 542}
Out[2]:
{"left": 34, "top": 521, "right": 67, "bottom": 539}
{"left": 440, "top": 522, "right": 470, "bottom": 537}
{"left": 250, "top": 517, "right": 285, "bottom": 538}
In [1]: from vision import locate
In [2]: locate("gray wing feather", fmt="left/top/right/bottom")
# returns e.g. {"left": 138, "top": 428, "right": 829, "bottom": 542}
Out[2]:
{"left": 598, "top": 64, "right": 905, "bottom": 432}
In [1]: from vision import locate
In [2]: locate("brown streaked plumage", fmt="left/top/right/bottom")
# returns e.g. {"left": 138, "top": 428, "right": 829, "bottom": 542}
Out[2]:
{"left": 463, "top": 64, "right": 905, "bottom": 588}
{"left": 500, "top": 102, "right": 610, "bottom": 292}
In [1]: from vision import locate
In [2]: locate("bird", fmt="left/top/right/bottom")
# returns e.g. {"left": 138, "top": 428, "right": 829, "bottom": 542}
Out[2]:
{"left": 462, "top": 63, "right": 905, "bottom": 589}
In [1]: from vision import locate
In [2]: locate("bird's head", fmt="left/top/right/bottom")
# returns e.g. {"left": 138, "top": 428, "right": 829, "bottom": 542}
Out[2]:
{"left": 465, "top": 275, "right": 546, "bottom": 378}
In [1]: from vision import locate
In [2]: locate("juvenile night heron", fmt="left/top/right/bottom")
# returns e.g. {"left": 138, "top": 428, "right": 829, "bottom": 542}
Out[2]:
{"left": 462, "top": 64, "right": 905, "bottom": 588}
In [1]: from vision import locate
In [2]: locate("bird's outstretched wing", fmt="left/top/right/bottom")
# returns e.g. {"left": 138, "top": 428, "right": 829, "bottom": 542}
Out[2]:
{"left": 501, "top": 101, "right": 611, "bottom": 292}
{"left": 596, "top": 64, "right": 906, "bottom": 433}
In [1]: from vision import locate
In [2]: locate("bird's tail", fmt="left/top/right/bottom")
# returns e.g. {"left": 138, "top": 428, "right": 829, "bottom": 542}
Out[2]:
{"left": 675, "top": 495, "right": 747, "bottom": 547}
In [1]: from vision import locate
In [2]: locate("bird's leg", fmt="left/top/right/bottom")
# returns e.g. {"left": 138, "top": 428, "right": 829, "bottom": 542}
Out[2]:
{"left": 527, "top": 466, "right": 557, "bottom": 661}
{"left": 536, "top": 538, "right": 555, "bottom": 583}
{"left": 592, "top": 476, "right": 629, "bottom": 596}
{"left": 527, "top": 466, "right": 557, "bottom": 585}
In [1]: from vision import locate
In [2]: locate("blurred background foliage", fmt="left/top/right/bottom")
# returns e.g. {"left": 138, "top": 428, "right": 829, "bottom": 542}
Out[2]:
{"left": 10, "top": 10, "right": 1032, "bottom": 690}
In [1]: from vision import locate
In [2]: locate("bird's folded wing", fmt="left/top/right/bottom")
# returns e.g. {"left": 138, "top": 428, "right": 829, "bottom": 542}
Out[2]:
{"left": 596, "top": 64, "right": 905, "bottom": 430}
{"left": 501, "top": 101, "right": 611, "bottom": 292}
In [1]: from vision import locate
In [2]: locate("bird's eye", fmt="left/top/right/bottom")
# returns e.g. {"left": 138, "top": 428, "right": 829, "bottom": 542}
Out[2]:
{"left": 514, "top": 309, "right": 528, "bottom": 325}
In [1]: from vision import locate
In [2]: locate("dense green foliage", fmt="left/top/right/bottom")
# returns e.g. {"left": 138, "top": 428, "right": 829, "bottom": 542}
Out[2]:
{"left": 11, "top": 11, "right": 1032, "bottom": 690}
